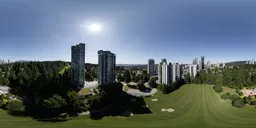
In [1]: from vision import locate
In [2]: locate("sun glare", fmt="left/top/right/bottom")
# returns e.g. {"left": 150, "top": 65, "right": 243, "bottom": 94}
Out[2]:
{"left": 88, "top": 24, "right": 102, "bottom": 32}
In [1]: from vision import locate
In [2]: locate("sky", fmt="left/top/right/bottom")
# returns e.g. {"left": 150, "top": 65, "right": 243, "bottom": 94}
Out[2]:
{"left": 0, "top": 0, "right": 256, "bottom": 64}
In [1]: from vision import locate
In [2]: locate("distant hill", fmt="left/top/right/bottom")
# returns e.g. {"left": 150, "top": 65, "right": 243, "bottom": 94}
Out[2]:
{"left": 225, "top": 61, "right": 247, "bottom": 66}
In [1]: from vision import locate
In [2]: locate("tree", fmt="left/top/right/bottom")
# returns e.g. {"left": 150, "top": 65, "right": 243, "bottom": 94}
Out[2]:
{"left": 123, "top": 70, "right": 131, "bottom": 83}
{"left": 66, "top": 91, "right": 88, "bottom": 113}
{"left": 0, "top": 100, "right": 4, "bottom": 108}
{"left": 230, "top": 94, "right": 241, "bottom": 101}
{"left": 250, "top": 100, "right": 256, "bottom": 105}
{"left": 244, "top": 97, "right": 252, "bottom": 104}
{"left": 117, "top": 74, "right": 124, "bottom": 82}
{"left": 148, "top": 78, "right": 157, "bottom": 88}
{"left": 183, "top": 73, "right": 191, "bottom": 84}
{"left": 7, "top": 100, "right": 25, "bottom": 115}
{"left": 43, "top": 95, "right": 67, "bottom": 109}
{"left": 232, "top": 99, "right": 244, "bottom": 108}
{"left": 220, "top": 94, "right": 229, "bottom": 100}
{"left": 213, "top": 85, "right": 223, "bottom": 93}
{"left": 131, "top": 72, "right": 136, "bottom": 82}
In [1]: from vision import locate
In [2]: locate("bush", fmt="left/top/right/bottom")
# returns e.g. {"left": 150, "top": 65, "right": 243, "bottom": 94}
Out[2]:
{"left": 230, "top": 94, "right": 241, "bottom": 101}
{"left": 251, "top": 100, "right": 256, "bottom": 105}
{"left": 7, "top": 100, "right": 25, "bottom": 115}
{"left": 158, "top": 84, "right": 174, "bottom": 94}
{"left": 0, "top": 100, "right": 4, "bottom": 108}
{"left": 220, "top": 94, "right": 229, "bottom": 100}
{"left": 232, "top": 99, "right": 245, "bottom": 108}
{"left": 213, "top": 85, "right": 223, "bottom": 93}
{"left": 238, "top": 92, "right": 243, "bottom": 96}
{"left": 244, "top": 97, "right": 252, "bottom": 104}
{"left": 226, "top": 92, "right": 231, "bottom": 97}
{"left": 236, "top": 88, "right": 240, "bottom": 93}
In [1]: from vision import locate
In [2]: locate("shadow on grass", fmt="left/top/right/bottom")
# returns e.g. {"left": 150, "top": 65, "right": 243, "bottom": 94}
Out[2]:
{"left": 89, "top": 82, "right": 152, "bottom": 120}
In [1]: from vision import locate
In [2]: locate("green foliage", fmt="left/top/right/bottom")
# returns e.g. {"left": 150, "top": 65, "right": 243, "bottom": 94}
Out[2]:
{"left": 232, "top": 99, "right": 245, "bottom": 108}
{"left": 226, "top": 92, "right": 231, "bottom": 97}
{"left": 148, "top": 78, "right": 157, "bottom": 88}
{"left": 220, "top": 94, "right": 229, "bottom": 100}
{"left": 158, "top": 84, "right": 174, "bottom": 94}
{"left": 117, "top": 74, "right": 124, "bottom": 82}
{"left": 238, "top": 92, "right": 243, "bottom": 96}
{"left": 0, "top": 100, "right": 4, "bottom": 108}
{"left": 250, "top": 100, "right": 256, "bottom": 105}
{"left": 213, "top": 85, "right": 223, "bottom": 93}
{"left": 230, "top": 94, "right": 241, "bottom": 101}
{"left": 123, "top": 70, "right": 131, "bottom": 83}
{"left": 244, "top": 97, "right": 252, "bottom": 104}
{"left": 66, "top": 91, "right": 88, "bottom": 112}
{"left": 7, "top": 100, "right": 25, "bottom": 115}
{"left": 43, "top": 95, "right": 67, "bottom": 109}
{"left": 191, "top": 65, "right": 256, "bottom": 89}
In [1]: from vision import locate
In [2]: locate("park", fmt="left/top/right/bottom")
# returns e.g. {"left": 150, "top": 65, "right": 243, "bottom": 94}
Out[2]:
{"left": 0, "top": 84, "right": 256, "bottom": 128}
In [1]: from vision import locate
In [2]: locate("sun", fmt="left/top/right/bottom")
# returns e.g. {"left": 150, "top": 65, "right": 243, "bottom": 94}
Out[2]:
{"left": 89, "top": 24, "right": 102, "bottom": 32}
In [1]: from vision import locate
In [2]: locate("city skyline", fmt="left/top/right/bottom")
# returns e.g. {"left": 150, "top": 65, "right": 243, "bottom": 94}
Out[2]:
{"left": 1, "top": 0, "right": 256, "bottom": 64}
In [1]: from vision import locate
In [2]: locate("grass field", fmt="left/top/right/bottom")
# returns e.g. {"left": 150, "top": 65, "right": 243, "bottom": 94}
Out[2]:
{"left": 59, "top": 65, "right": 70, "bottom": 75}
{"left": 1, "top": 84, "right": 256, "bottom": 128}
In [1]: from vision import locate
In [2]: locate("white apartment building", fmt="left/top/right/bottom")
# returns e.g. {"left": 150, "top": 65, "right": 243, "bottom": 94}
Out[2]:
{"left": 161, "top": 62, "right": 169, "bottom": 85}
{"left": 192, "top": 65, "right": 197, "bottom": 77}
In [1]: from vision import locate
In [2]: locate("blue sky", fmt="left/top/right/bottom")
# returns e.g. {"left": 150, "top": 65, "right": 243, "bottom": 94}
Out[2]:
{"left": 0, "top": 0, "right": 256, "bottom": 64}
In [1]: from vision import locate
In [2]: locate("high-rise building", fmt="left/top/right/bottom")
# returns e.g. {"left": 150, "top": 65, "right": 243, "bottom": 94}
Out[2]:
{"left": 201, "top": 56, "right": 205, "bottom": 69}
{"left": 193, "top": 57, "right": 198, "bottom": 65}
{"left": 206, "top": 61, "right": 211, "bottom": 69}
{"left": 188, "top": 65, "right": 192, "bottom": 77}
{"left": 169, "top": 63, "right": 176, "bottom": 83}
{"left": 192, "top": 65, "right": 197, "bottom": 77}
{"left": 161, "top": 59, "right": 167, "bottom": 63}
{"left": 161, "top": 62, "right": 169, "bottom": 85}
{"left": 71, "top": 43, "right": 85, "bottom": 88}
{"left": 157, "top": 62, "right": 162, "bottom": 84}
{"left": 199, "top": 60, "right": 202, "bottom": 71}
{"left": 176, "top": 63, "right": 181, "bottom": 80}
{"left": 154, "top": 64, "right": 158, "bottom": 75}
{"left": 98, "top": 50, "right": 116, "bottom": 85}
{"left": 147, "top": 59, "right": 155, "bottom": 76}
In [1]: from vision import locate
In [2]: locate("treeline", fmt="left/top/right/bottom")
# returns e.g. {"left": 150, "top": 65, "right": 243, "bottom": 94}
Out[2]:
{"left": 0, "top": 61, "right": 88, "bottom": 120}
{"left": 188, "top": 65, "right": 256, "bottom": 108}
{"left": 189, "top": 65, "right": 256, "bottom": 89}
{"left": 85, "top": 63, "right": 97, "bottom": 81}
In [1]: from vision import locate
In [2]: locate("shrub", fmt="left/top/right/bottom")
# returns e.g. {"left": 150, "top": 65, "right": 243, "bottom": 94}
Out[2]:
{"left": 213, "top": 85, "right": 223, "bottom": 93}
{"left": 236, "top": 88, "right": 241, "bottom": 93}
{"left": 0, "top": 100, "right": 4, "bottom": 108}
{"left": 230, "top": 94, "right": 241, "bottom": 101}
{"left": 226, "top": 92, "right": 231, "bottom": 97}
{"left": 244, "top": 97, "right": 252, "bottom": 104}
{"left": 7, "top": 100, "right": 25, "bottom": 115}
{"left": 251, "top": 100, "right": 256, "bottom": 105}
{"left": 221, "top": 94, "right": 229, "bottom": 100}
{"left": 238, "top": 92, "right": 243, "bottom": 96}
{"left": 232, "top": 99, "right": 245, "bottom": 108}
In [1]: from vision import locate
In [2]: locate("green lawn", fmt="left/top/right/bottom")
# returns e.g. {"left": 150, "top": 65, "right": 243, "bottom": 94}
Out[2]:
{"left": 59, "top": 65, "right": 70, "bottom": 75}
{"left": 1, "top": 84, "right": 256, "bottom": 128}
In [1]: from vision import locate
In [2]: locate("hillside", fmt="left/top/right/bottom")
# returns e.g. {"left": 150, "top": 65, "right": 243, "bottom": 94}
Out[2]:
{"left": 0, "top": 84, "right": 256, "bottom": 128}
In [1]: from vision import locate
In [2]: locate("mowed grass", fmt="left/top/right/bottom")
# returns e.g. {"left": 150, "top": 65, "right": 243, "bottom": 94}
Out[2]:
{"left": 59, "top": 65, "right": 70, "bottom": 75}
{"left": 1, "top": 84, "right": 256, "bottom": 128}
